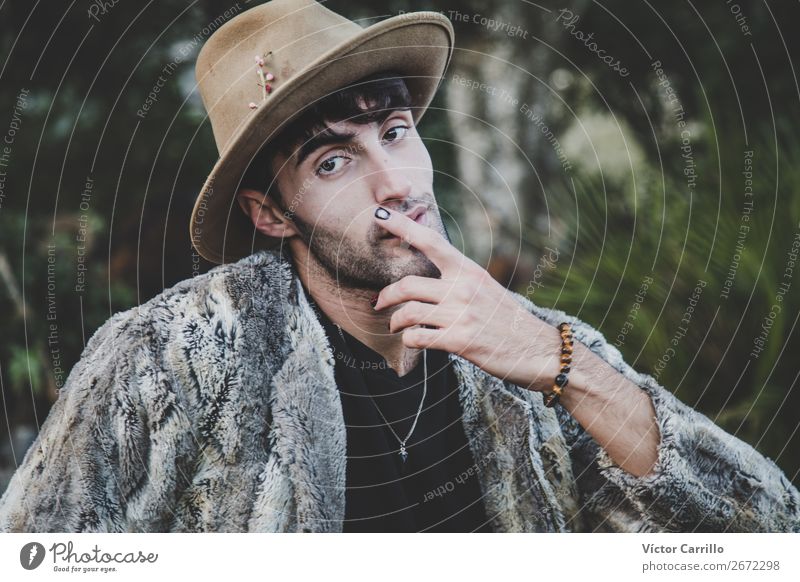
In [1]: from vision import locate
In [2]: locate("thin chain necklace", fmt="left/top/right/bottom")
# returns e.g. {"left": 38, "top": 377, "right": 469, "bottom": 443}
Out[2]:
{"left": 334, "top": 323, "right": 426, "bottom": 464}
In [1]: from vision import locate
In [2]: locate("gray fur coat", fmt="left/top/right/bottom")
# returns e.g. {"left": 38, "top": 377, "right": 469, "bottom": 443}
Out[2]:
{"left": 1, "top": 250, "right": 798, "bottom": 532}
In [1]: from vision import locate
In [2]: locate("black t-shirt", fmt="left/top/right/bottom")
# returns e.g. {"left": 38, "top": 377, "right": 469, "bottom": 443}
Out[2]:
{"left": 310, "top": 300, "right": 492, "bottom": 532}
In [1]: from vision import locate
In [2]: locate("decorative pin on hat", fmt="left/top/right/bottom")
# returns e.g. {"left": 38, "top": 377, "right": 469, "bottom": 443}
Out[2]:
{"left": 249, "top": 52, "right": 276, "bottom": 109}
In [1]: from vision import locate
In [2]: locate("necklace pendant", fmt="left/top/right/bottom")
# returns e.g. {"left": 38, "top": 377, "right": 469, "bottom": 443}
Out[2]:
{"left": 399, "top": 446, "right": 408, "bottom": 463}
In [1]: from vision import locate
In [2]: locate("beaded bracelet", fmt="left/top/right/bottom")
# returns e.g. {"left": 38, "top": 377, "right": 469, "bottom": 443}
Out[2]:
{"left": 542, "top": 322, "right": 573, "bottom": 408}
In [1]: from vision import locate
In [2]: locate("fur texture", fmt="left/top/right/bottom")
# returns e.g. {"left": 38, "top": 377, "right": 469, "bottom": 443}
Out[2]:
{"left": 1, "top": 250, "right": 797, "bottom": 532}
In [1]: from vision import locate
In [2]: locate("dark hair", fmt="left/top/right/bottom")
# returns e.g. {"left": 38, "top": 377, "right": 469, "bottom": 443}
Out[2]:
{"left": 240, "top": 70, "right": 413, "bottom": 207}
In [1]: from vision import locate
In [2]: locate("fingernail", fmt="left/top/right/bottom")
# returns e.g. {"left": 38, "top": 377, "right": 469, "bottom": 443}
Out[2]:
{"left": 369, "top": 294, "right": 378, "bottom": 307}
{"left": 375, "top": 207, "right": 390, "bottom": 220}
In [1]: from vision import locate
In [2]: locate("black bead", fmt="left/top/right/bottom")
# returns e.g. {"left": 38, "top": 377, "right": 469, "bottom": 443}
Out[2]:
{"left": 555, "top": 373, "right": 569, "bottom": 388}
{"left": 561, "top": 347, "right": 572, "bottom": 354}
{"left": 560, "top": 366, "right": 571, "bottom": 374}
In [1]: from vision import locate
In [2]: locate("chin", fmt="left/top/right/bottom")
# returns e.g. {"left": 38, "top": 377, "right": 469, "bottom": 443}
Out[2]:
{"left": 386, "top": 250, "right": 441, "bottom": 282}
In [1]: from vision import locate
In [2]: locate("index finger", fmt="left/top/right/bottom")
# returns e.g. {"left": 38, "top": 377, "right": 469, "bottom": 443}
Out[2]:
{"left": 373, "top": 205, "right": 461, "bottom": 273}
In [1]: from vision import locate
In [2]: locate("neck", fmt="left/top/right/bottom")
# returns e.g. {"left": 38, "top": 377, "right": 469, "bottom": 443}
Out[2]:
{"left": 290, "top": 241, "right": 422, "bottom": 377}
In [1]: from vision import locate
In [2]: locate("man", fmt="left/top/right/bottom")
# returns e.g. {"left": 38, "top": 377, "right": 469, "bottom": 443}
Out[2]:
{"left": 1, "top": 0, "right": 798, "bottom": 533}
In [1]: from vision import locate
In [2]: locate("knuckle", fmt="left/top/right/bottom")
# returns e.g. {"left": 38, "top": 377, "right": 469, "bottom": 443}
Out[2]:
{"left": 463, "top": 309, "right": 477, "bottom": 326}
{"left": 455, "top": 285, "right": 473, "bottom": 303}
{"left": 465, "top": 279, "right": 481, "bottom": 298}
{"left": 405, "top": 302, "right": 421, "bottom": 319}
{"left": 402, "top": 327, "right": 420, "bottom": 347}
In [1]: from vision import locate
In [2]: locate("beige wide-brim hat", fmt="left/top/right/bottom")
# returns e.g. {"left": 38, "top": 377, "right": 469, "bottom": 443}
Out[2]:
{"left": 191, "top": 0, "right": 455, "bottom": 264}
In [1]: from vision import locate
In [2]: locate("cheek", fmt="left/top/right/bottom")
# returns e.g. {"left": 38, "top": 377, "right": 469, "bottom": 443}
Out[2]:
{"left": 342, "top": 206, "right": 378, "bottom": 239}
{"left": 408, "top": 140, "right": 433, "bottom": 182}
{"left": 301, "top": 197, "right": 373, "bottom": 238}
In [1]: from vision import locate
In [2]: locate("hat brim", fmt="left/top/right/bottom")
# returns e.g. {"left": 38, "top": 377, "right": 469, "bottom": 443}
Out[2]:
{"left": 190, "top": 12, "right": 454, "bottom": 264}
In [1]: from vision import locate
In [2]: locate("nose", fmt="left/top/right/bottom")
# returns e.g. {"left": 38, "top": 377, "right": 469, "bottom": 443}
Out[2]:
{"left": 368, "top": 152, "right": 413, "bottom": 207}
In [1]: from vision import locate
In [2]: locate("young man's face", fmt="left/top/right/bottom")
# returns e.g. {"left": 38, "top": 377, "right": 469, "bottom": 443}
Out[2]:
{"left": 240, "top": 107, "right": 448, "bottom": 291}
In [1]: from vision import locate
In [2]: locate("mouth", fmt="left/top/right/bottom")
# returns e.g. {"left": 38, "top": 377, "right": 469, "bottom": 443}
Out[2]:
{"left": 380, "top": 205, "right": 429, "bottom": 239}
{"left": 409, "top": 206, "right": 428, "bottom": 226}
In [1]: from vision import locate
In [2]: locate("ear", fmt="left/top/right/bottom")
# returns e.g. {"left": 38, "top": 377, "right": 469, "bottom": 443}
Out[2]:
{"left": 236, "top": 188, "right": 300, "bottom": 239}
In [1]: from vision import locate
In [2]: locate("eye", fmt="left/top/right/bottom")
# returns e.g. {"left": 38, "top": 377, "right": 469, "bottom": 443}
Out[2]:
{"left": 382, "top": 124, "right": 410, "bottom": 143}
{"left": 315, "top": 155, "right": 348, "bottom": 176}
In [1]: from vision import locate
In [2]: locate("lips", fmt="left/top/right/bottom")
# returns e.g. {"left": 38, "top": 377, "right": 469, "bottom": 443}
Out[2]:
{"left": 408, "top": 206, "right": 427, "bottom": 225}
{"left": 380, "top": 205, "right": 428, "bottom": 239}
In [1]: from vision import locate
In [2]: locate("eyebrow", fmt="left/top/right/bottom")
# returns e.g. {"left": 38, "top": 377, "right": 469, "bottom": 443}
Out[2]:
{"left": 294, "top": 127, "right": 359, "bottom": 168}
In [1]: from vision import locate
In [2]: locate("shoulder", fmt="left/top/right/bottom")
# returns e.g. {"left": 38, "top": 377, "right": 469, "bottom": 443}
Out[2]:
{"left": 82, "top": 250, "right": 295, "bottom": 364}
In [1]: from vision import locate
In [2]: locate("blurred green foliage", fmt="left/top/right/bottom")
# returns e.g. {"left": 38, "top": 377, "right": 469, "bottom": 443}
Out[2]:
{"left": 526, "top": 0, "right": 800, "bottom": 483}
{"left": 534, "top": 132, "right": 800, "bottom": 474}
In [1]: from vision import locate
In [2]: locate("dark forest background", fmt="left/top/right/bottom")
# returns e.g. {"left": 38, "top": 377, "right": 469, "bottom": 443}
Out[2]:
{"left": 1, "top": 0, "right": 799, "bottom": 494}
